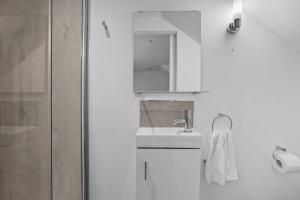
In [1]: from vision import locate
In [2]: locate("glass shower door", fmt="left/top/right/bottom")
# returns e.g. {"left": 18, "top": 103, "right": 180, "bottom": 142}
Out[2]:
{"left": 0, "top": 0, "right": 51, "bottom": 200}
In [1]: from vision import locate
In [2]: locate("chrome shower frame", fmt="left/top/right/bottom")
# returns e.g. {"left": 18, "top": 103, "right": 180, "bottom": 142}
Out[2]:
{"left": 81, "top": 0, "right": 89, "bottom": 199}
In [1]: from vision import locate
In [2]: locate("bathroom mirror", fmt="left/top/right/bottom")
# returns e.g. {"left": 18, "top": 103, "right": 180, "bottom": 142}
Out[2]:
{"left": 133, "top": 11, "right": 202, "bottom": 93}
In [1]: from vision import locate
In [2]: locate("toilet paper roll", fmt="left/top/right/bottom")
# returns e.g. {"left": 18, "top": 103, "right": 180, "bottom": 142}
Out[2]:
{"left": 272, "top": 151, "right": 300, "bottom": 174}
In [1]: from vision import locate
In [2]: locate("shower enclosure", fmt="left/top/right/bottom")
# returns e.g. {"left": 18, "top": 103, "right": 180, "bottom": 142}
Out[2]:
{"left": 0, "top": 0, "right": 52, "bottom": 199}
{"left": 0, "top": 0, "right": 88, "bottom": 199}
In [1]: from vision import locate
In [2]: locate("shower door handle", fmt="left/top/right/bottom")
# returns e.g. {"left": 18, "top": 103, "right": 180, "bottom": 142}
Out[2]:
{"left": 144, "top": 161, "right": 147, "bottom": 181}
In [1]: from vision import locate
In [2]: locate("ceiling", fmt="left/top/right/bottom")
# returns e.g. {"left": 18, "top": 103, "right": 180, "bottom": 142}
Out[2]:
{"left": 244, "top": 0, "right": 300, "bottom": 52}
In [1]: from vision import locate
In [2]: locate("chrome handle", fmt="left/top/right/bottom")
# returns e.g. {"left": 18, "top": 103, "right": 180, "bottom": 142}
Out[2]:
{"left": 144, "top": 161, "right": 147, "bottom": 181}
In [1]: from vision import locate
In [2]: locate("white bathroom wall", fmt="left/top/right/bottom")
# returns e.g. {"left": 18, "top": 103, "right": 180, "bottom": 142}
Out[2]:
{"left": 88, "top": 0, "right": 300, "bottom": 200}
{"left": 197, "top": 12, "right": 300, "bottom": 200}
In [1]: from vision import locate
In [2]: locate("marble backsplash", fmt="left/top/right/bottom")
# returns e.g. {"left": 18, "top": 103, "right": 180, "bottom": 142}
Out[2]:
{"left": 140, "top": 100, "right": 194, "bottom": 128}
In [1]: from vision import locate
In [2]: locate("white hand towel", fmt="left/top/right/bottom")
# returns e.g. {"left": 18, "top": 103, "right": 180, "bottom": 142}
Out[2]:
{"left": 205, "top": 128, "right": 238, "bottom": 185}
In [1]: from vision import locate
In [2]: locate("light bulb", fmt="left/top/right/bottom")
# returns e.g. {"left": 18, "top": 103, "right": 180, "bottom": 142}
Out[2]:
{"left": 233, "top": 0, "right": 243, "bottom": 19}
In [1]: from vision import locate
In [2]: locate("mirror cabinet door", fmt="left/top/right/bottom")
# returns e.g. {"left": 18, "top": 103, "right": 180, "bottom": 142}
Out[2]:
{"left": 133, "top": 11, "right": 201, "bottom": 93}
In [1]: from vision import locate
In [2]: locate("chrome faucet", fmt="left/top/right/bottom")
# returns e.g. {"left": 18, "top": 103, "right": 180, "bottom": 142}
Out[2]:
{"left": 173, "top": 109, "right": 192, "bottom": 132}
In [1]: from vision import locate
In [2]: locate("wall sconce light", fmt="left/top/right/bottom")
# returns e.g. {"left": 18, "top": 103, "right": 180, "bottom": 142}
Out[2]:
{"left": 227, "top": 0, "right": 243, "bottom": 34}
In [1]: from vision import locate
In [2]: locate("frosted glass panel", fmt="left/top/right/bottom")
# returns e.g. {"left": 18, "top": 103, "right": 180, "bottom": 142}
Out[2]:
{"left": 0, "top": 0, "right": 51, "bottom": 199}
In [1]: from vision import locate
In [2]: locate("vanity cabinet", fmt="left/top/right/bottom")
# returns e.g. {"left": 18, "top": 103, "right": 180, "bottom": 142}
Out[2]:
{"left": 136, "top": 148, "right": 201, "bottom": 200}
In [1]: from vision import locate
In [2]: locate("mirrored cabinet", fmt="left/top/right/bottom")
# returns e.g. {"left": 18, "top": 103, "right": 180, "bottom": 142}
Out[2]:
{"left": 133, "top": 11, "right": 202, "bottom": 93}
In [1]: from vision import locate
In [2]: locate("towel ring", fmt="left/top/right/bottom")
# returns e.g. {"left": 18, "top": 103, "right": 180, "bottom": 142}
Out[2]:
{"left": 212, "top": 113, "right": 233, "bottom": 131}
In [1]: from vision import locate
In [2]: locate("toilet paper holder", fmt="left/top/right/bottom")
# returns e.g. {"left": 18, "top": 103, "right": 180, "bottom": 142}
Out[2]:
{"left": 273, "top": 145, "right": 286, "bottom": 159}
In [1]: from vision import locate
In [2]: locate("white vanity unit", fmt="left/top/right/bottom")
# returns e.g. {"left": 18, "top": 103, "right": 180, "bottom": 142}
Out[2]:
{"left": 136, "top": 128, "right": 202, "bottom": 200}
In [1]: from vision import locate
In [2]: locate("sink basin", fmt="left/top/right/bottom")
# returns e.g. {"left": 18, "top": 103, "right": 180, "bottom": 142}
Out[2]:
{"left": 136, "top": 128, "right": 202, "bottom": 149}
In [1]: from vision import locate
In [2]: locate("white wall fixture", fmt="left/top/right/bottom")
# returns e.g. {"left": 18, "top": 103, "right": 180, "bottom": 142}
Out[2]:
{"left": 227, "top": 0, "right": 243, "bottom": 33}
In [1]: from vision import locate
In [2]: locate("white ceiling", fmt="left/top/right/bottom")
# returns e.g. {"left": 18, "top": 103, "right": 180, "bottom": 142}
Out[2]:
{"left": 244, "top": 0, "right": 300, "bottom": 52}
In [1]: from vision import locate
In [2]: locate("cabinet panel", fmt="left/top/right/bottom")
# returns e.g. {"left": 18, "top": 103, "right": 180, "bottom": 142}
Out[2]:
{"left": 136, "top": 149, "right": 201, "bottom": 200}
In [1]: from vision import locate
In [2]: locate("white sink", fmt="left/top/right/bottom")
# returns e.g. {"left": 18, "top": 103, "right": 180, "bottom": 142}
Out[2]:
{"left": 136, "top": 128, "right": 202, "bottom": 149}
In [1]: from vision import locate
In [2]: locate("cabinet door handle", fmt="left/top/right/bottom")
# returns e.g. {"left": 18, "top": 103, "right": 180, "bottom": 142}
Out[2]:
{"left": 144, "top": 161, "right": 147, "bottom": 181}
